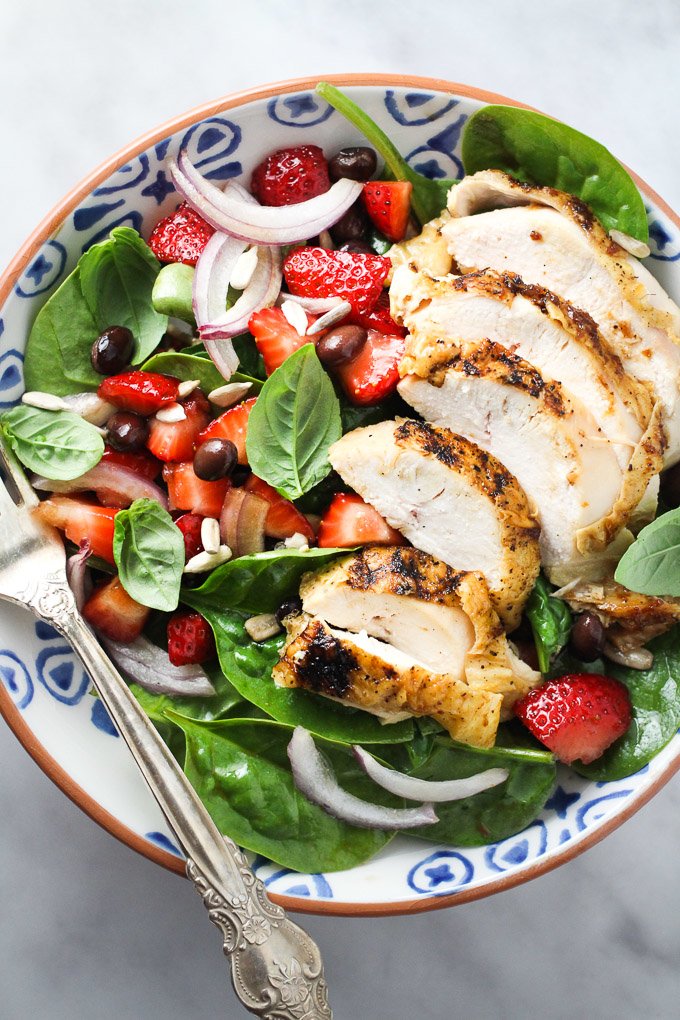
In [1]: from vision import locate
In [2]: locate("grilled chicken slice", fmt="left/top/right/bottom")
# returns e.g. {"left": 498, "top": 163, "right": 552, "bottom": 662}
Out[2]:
{"left": 398, "top": 339, "right": 637, "bottom": 582}
{"left": 441, "top": 170, "right": 680, "bottom": 464}
{"left": 387, "top": 214, "right": 453, "bottom": 281}
{"left": 565, "top": 577, "right": 680, "bottom": 655}
{"left": 327, "top": 420, "right": 540, "bottom": 628}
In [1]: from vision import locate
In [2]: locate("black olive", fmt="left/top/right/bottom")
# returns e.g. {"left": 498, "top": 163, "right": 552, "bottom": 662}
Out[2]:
{"left": 316, "top": 325, "right": 368, "bottom": 368}
{"left": 230, "top": 465, "right": 251, "bottom": 487}
{"left": 338, "top": 241, "right": 373, "bottom": 255}
{"left": 329, "top": 146, "right": 377, "bottom": 182}
{"left": 91, "top": 326, "right": 134, "bottom": 375}
{"left": 570, "top": 612, "right": 606, "bottom": 662}
{"left": 660, "top": 462, "right": 680, "bottom": 508}
{"left": 106, "top": 411, "right": 149, "bottom": 452}
{"left": 193, "top": 438, "right": 238, "bottom": 481}
{"left": 330, "top": 201, "right": 368, "bottom": 244}
{"left": 276, "top": 596, "right": 303, "bottom": 625}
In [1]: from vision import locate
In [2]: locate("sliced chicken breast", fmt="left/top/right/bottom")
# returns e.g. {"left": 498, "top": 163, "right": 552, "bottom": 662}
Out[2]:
{"left": 328, "top": 420, "right": 540, "bottom": 628}
{"left": 565, "top": 577, "right": 680, "bottom": 655}
{"left": 441, "top": 170, "right": 680, "bottom": 464}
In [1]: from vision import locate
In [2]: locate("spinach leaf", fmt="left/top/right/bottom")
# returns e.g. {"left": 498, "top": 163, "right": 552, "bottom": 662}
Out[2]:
{"left": 339, "top": 390, "right": 412, "bottom": 434}
{"left": 294, "top": 472, "right": 346, "bottom": 515}
{"left": 245, "top": 344, "right": 341, "bottom": 500}
{"left": 113, "top": 499, "right": 184, "bottom": 611}
{"left": 79, "top": 227, "right": 167, "bottom": 363}
{"left": 526, "top": 574, "right": 572, "bottom": 673}
{"left": 462, "top": 105, "right": 649, "bottom": 242}
{"left": 614, "top": 508, "right": 680, "bottom": 596}
{"left": 179, "top": 603, "right": 414, "bottom": 744}
{"left": 140, "top": 351, "right": 262, "bottom": 396}
{"left": 182, "top": 547, "right": 349, "bottom": 617}
{"left": 232, "top": 335, "right": 267, "bottom": 381}
{"left": 1, "top": 406, "right": 104, "bottom": 480}
{"left": 316, "top": 82, "right": 455, "bottom": 225}
{"left": 169, "top": 716, "right": 396, "bottom": 871}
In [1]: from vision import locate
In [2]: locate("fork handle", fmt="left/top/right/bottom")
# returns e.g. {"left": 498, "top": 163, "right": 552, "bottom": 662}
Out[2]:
{"left": 46, "top": 605, "right": 331, "bottom": 1018}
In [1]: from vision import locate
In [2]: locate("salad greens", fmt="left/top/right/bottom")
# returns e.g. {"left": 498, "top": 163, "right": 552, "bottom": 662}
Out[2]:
{"left": 151, "top": 262, "right": 196, "bottom": 324}
{"left": 614, "top": 509, "right": 680, "bottom": 597}
{"left": 245, "top": 344, "right": 342, "bottom": 500}
{"left": 526, "top": 575, "right": 573, "bottom": 673}
{"left": 140, "top": 350, "right": 263, "bottom": 396}
{"left": 113, "top": 499, "right": 184, "bottom": 612}
{"left": 1, "top": 405, "right": 104, "bottom": 480}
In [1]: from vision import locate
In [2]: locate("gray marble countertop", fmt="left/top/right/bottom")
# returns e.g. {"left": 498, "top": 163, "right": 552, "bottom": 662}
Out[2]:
{"left": 1, "top": 1, "right": 680, "bottom": 1017}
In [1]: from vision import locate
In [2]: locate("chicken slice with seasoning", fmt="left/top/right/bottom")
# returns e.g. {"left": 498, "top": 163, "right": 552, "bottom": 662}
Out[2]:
{"left": 327, "top": 419, "right": 540, "bottom": 629}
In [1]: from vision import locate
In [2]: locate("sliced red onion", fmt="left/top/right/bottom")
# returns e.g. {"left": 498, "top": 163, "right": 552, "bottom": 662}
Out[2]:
{"left": 31, "top": 462, "right": 168, "bottom": 509}
{"left": 352, "top": 745, "right": 508, "bottom": 802}
{"left": 193, "top": 230, "right": 247, "bottom": 325}
{"left": 200, "top": 244, "right": 282, "bottom": 341}
{"left": 287, "top": 727, "right": 437, "bottom": 830}
{"left": 66, "top": 540, "right": 92, "bottom": 610}
{"left": 220, "top": 488, "right": 268, "bottom": 557}
{"left": 277, "top": 292, "right": 345, "bottom": 314}
{"left": 61, "top": 392, "right": 116, "bottom": 426}
{"left": 103, "top": 635, "right": 216, "bottom": 697}
{"left": 170, "top": 152, "right": 363, "bottom": 245}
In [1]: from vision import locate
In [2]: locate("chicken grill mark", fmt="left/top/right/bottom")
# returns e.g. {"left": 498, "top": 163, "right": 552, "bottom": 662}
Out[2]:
{"left": 346, "top": 545, "right": 465, "bottom": 602}
{"left": 293, "top": 619, "right": 358, "bottom": 698}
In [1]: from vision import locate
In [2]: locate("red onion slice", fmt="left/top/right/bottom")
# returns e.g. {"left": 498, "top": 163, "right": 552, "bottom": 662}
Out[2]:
{"left": 31, "top": 462, "right": 168, "bottom": 509}
{"left": 170, "top": 153, "right": 363, "bottom": 245}
{"left": 219, "top": 488, "right": 268, "bottom": 557}
{"left": 287, "top": 727, "right": 438, "bottom": 830}
{"left": 66, "top": 540, "right": 92, "bottom": 610}
{"left": 193, "top": 230, "right": 247, "bottom": 326}
{"left": 200, "top": 244, "right": 282, "bottom": 341}
{"left": 103, "top": 635, "right": 216, "bottom": 697}
{"left": 353, "top": 745, "right": 508, "bottom": 802}
{"left": 277, "top": 293, "right": 345, "bottom": 314}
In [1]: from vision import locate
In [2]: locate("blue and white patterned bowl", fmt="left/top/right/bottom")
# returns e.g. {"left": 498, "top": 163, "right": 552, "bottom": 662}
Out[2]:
{"left": 1, "top": 75, "right": 679, "bottom": 916}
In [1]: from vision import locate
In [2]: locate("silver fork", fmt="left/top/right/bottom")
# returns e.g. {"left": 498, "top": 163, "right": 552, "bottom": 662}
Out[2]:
{"left": 0, "top": 435, "right": 332, "bottom": 1020}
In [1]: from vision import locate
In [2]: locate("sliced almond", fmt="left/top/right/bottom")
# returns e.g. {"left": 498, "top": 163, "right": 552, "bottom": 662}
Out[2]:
{"left": 306, "top": 300, "right": 352, "bottom": 335}
{"left": 22, "top": 391, "right": 71, "bottom": 412}
{"left": 183, "top": 545, "right": 233, "bottom": 574}
{"left": 208, "top": 381, "right": 252, "bottom": 408}
{"left": 201, "top": 517, "right": 221, "bottom": 554}
{"left": 281, "top": 299, "right": 309, "bottom": 337}
{"left": 245, "top": 613, "right": 282, "bottom": 642}
{"left": 230, "top": 247, "right": 259, "bottom": 291}
{"left": 283, "top": 532, "right": 310, "bottom": 551}
{"left": 177, "top": 379, "right": 201, "bottom": 399}
{"left": 155, "top": 402, "right": 187, "bottom": 423}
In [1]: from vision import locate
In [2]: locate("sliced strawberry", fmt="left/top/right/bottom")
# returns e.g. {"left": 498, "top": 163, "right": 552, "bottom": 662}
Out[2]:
{"left": 283, "top": 247, "right": 390, "bottom": 315}
{"left": 248, "top": 307, "right": 313, "bottom": 375}
{"left": 251, "top": 145, "right": 330, "bottom": 207}
{"left": 514, "top": 673, "right": 632, "bottom": 765}
{"left": 198, "top": 396, "right": 257, "bottom": 464}
{"left": 334, "top": 330, "right": 405, "bottom": 405}
{"left": 101, "top": 445, "right": 162, "bottom": 480}
{"left": 167, "top": 610, "right": 216, "bottom": 666}
{"left": 317, "top": 493, "right": 405, "bottom": 548}
{"left": 82, "top": 576, "right": 150, "bottom": 643}
{"left": 362, "top": 181, "right": 413, "bottom": 243}
{"left": 148, "top": 202, "right": 215, "bottom": 266}
{"left": 349, "top": 292, "right": 406, "bottom": 338}
{"left": 98, "top": 371, "right": 179, "bottom": 416}
{"left": 34, "top": 496, "right": 118, "bottom": 563}
{"left": 147, "top": 393, "right": 211, "bottom": 462}
{"left": 175, "top": 512, "right": 204, "bottom": 561}
{"left": 244, "top": 475, "right": 315, "bottom": 541}
{"left": 164, "top": 462, "right": 229, "bottom": 519}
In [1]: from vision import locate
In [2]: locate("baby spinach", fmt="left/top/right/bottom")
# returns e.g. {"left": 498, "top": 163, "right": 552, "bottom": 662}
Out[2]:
{"left": 232, "top": 335, "right": 267, "bottom": 381}
{"left": 140, "top": 351, "right": 262, "bottom": 397}
{"left": 113, "top": 499, "right": 184, "bottom": 611}
{"left": 316, "top": 82, "right": 455, "bottom": 225}
{"left": 526, "top": 574, "right": 573, "bottom": 672}
{"left": 183, "top": 547, "right": 349, "bottom": 617}
{"left": 462, "top": 105, "right": 649, "bottom": 242}
{"left": 245, "top": 344, "right": 341, "bottom": 500}
{"left": 169, "top": 716, "right": 396, "bottom": 872}
{"left": 1, "top": 405, "right": 104, "bottom": 480}
{"left": 24, "top": 228, "right": 167, "bottom": 395}
{"left": 614, "top": 508, "right": 680, "bottom": 596}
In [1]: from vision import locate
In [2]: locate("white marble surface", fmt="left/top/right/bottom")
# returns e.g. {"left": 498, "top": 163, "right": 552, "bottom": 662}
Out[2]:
{"left": 1, "top": 1, "right": 680, "bottom": 1017}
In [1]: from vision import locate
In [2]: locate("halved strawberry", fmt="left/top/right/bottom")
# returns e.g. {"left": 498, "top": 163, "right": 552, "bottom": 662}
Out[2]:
{"left": 147, "top": 393, "right": 211, "bottom": 462}
{"left": 164, "top": 462, "right": 229, "bottom": 519}
{"left": 283, "top": 247, "right": 390, "bottom": 315}
{"left": 101, "top": 445, "right": 162, "bottom": 480}
{"left": 349, "top": 292, "right": 406, "bottom": 338}
{"left": 198, "top": 397, "right": 257, "bottom": 464}
{"left": 174, "top": 512, "right": 204, "bottom": 561}
{"left": 334, "top": 330, "right": 405, "bottom": 405}
{"left": 82, "top": 576, "right": 150, "bottom": 643}
{"left": 148, "top": 202, "right": 215, "bottom": 266}
{"left": 244, "top": 475, "right": 315, "bottom": 541}
{"left": 249, "top": 307, "right": 313, "bottom": 375}
{"left": 98, "top": 371, "right": 179, "bottom": 416}
{"left": 317, "top": 493, "right": 405, "bottom": 548}
{"left": 167, "top": 610, "right": 216, "bottom": 666}
{"left": 362, "top": 181, "right": 413, "bottom": 243}
{"left": 34, "top": 496, "right": 118, "bottom": 562}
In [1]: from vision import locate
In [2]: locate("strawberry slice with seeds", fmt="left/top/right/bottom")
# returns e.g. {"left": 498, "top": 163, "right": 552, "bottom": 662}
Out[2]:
{"left": 248, "top": 307, "right": 314, "bottom": 375}
{"left": 175, "top": 512, "right": 204, "bottom": 561}
{"left": 334, "top": 329, "right": 405, "bottom": 405}
{"left": 34, "top": 496, "right": 118, "bottom": 562}
{"left": 101, "top": 446, "right": 162, "bottom": 480}
{"left": 164, "top": 462, "right": 230, "bottom": 519}
{"left": 148, "top": 202, "right": 215, "bottom": 266}
{"left": 317, "top": 493, "right": 406, "bottom": 548}
{"left": 244, "top": 475, "right": 315, "bottom": 541}
{"left": 362, "top": 181, "right": 413, "bottom": 243}
{"left": 283, "top": 247, "right": 390, "bottom": 315}
{"left": 82, "top": 576, "right": 150, "bottom": 643}
{"left": 147, "top": 393, "right": 211, "bottom": 462}
{"left": 514, "top": 673, "right": 632, "bottom": 764}
{"left": 251, "top": 145, "right": 330, "bottom": 207}
{"left": 349, "top": 292, "right": 406, "bottom": 337}
{"left": 98, "top": 371, "right": 179, "bottom": 416}
{"left": 198, "top": 396, "right": 257, "bottom": 464}
{"left": 167, "top": 610, "right": 216, "bottom": 666}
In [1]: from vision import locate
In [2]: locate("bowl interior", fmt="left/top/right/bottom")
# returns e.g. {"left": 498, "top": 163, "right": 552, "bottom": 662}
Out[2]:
{"left": 2, "top": 77, "right": 680, "bottom": 915}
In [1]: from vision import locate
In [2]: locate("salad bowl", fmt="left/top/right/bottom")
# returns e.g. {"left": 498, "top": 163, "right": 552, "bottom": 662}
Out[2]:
{"left": 1, "top": 74, "right": 680, "bottom": 917}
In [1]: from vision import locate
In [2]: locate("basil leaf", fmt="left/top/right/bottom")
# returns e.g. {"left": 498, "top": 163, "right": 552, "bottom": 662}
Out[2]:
{"left": 614, "top": 508, "right": 680, "bottom": 596}
{"left": 245, "top": 344, "right": 341, "bottom": 500}
{"left": 141, "top": 351, "right": 262, "bottom": 396}
{"left": 113, "top": 499, "right": 184, "bottom": 611}
{"left": 462, "top": 105, "right": 649, "bottom": 242}
{"left": 526, "top": 574, "right": 573, "bottom": 673}
{"left": 182, "top": 547, "right": 349, "bottom": 617}
{"left": 1, "top": 406, "right": 104, "bottom": 480}
{"left": 168, "top": 716, "right": 396, "bottom": 872}
{"left": 316, "top": 82, "right": 455, "bottom": 225}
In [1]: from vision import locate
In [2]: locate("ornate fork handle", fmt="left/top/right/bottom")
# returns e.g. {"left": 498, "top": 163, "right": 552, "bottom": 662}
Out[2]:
{"left": 22, "top": 573, "right": 331, "bottom": 1019}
